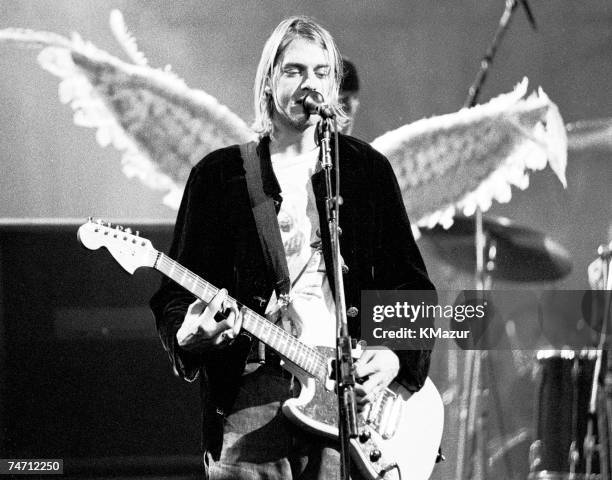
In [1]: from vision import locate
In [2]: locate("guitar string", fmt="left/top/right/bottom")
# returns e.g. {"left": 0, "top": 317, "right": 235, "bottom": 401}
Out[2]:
{"left": 159, "top": 254, "right": 399, "bottom": 433}
{"left": 156, "top": 253, "right": 328, "bottom": 379}
{"left": 98, "top": 228, "right": 396, "bottom": 427}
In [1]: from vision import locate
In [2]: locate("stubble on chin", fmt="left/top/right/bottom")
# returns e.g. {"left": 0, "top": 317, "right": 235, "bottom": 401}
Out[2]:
{"left": 274, "top": 111, "right": 316, "bottom": 133}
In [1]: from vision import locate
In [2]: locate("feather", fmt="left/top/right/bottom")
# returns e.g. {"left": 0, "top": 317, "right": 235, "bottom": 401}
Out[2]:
{"left": 371, "top": 78, "right": 567, "bottom": 229}
{"left": 0, "top": 28, "right": 74, "bottom": 51}
{"left": 0, "top": 19, "right": 256, "bottom": 209}
{"left": 109, "top": 9, "right": 148, "bottom": 66}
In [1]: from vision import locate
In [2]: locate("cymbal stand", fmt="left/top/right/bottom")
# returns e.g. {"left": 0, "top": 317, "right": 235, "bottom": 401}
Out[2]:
{"left": 584, "top": 244, "right": 612, "bottom": 480}
{"left": 456, "top": 227, "right": 509, "bottom": 480}
{"left": 456, "top": 1, "right": 537, "bottom": 478}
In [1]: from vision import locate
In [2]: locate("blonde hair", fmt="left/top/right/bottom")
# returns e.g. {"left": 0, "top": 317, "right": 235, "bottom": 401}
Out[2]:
{"left": 252, "top": 16, "right": 347, "bottom": 136}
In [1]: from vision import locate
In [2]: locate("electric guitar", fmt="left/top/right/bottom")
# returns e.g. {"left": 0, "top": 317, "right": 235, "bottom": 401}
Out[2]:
{"left": 77, "top": 218, "right": 444, "bottom": 480}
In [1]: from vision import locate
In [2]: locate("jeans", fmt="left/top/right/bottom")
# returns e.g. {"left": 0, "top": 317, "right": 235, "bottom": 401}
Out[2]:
{"left": 205, "top": 364, "right": 363, "bottom": 480}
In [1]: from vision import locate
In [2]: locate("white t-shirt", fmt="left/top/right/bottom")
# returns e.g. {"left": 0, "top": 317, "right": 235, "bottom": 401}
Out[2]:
{"left": 266, "top": 148, "right": 336, "bottom": 348}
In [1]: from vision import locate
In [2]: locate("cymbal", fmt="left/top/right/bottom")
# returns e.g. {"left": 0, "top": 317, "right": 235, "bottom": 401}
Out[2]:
{"left": 567, "top": 117, "right": 612, "bottom": 152}
{"left": 420, "top": 216, "right": 572, "bottom": 282}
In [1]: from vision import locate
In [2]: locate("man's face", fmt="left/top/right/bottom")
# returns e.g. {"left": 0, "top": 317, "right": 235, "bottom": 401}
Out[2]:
{"left": 271, "top": 38, "right": 333, "bottom": 132}
{"left": 339, "top": 91, "right": 360, "bottom": 135}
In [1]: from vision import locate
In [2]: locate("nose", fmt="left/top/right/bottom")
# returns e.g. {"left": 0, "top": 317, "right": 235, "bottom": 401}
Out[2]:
{"left": 301, "top": 70, "right": 318, "bottom": 92}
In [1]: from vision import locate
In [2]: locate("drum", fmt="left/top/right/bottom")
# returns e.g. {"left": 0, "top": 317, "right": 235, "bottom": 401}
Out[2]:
{"left": 529, "top": 349, "right": 599, "bottom": 480}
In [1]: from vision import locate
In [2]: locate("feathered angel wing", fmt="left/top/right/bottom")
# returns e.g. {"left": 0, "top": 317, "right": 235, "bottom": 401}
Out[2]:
{"left": 371, "top": 78, "right": 567, "bottom": 229}
{"left": 1, "top": 13, "right": 567, "bottom": 222}
{"left": 0, "top": 10, "right": 256, "bottom": 209}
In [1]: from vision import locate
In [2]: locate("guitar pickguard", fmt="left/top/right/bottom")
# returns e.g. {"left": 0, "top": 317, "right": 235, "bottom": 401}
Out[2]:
{"left": 282, "top": 347, "right": 444, "bottom": 480}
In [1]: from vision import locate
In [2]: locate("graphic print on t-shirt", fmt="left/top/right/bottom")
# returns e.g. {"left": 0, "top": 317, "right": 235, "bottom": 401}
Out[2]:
{"left": 267, "top": 148, "right": 336, "bottom": 348}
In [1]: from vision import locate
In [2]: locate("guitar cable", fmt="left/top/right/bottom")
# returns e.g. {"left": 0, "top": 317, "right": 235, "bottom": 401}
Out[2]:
{"left": 379, "top": 462, "right": 401, "bottom": 480}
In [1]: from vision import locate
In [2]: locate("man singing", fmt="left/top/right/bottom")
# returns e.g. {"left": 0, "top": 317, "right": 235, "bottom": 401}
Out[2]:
{"left": 151, "top": 16, "right": 434, "bottom": 479}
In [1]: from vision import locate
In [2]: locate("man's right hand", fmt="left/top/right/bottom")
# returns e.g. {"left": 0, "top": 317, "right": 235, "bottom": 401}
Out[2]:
{"left": 176, "top": 289, "right": 242, "bottom": 352}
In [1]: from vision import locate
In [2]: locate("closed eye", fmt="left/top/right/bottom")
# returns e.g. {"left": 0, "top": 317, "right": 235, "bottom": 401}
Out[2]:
{"left": 283, "top": 67, "right": 300, "bottom": 77}
{"left": 315, "top": 67, "right": 330, "bottom": 78}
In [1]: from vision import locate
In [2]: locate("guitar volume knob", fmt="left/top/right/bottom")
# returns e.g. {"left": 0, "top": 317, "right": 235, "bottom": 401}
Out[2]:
{"left": 359, "top": 430, "right": 371, "bottom": 443}
{"left": 370, "top": 449, "right": 382, "bottom": 462}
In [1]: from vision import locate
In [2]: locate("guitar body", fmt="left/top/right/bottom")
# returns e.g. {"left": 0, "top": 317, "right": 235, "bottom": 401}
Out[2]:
{"left": 282, "top": 347, "right": 444, "bottom": 480}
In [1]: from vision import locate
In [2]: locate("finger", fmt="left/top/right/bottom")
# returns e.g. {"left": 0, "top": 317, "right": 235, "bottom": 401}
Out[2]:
{"left": 216, "top": 301, "right": 244, "bottom": 344}
{"left": 353, "top": 348, "right": 375, "bottom": 366}
{"left": 353, "top": 349, "right": 375, "bottom": 375}
{"left": 354, "top": 355, "right": 379, "bottom": 380}
{"left": 232, "top": 307, "right": 246, "bottom": 337}
{"left": 187, "top": 298, "right": 206, "bottom": 317}
{"left": 211, "top": 329, "right": 230, "bottom": 347}
{"left": 359, "top": 376, "right": 379, "bottom": 396}
{"left": 354, "top": 363, "right": 377, "bottom": 380}
{"left": 208, "top": 318, "right": 234, "bottom": 337}
{"left": 224, "top": 308, "right": 236, "bottom": 328}
{"left": 357, "top": 376, "right": 384, "bottom": 405}
{"left": 218, "top": 303, "right": 241, "bottom": 340}
{"left": 214, "top": 323, "right": 240, "bottom": 346}
{"left": 220, "top": 329, "right": 233, "bottom": 343}
{"left": 354, "top": 384, "right": 367, "bottom": 401}
{"left": 207, "top": 289, "right": 228, "bottom": 318}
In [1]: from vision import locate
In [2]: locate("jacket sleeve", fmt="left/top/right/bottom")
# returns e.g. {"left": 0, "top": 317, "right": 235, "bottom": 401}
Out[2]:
{"left": 371, "top": 148, "right": 436, "bottom": 391}
{"left": 149, "top": 155, "right": 228, "bottom": 382}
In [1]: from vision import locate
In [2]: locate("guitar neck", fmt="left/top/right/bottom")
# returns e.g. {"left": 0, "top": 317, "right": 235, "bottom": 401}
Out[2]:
{"left": 154, "top": 252, "right": 325, "bottom": 379}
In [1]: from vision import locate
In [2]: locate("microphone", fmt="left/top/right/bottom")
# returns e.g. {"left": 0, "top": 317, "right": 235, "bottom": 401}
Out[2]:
{"left": 302, "top": 90, "right": 335, "bottom": 118}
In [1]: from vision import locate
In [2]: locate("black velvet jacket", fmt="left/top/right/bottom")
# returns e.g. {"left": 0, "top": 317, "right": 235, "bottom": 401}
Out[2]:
{"left": 150, "top": 134, "right": 435, "bottom": 449}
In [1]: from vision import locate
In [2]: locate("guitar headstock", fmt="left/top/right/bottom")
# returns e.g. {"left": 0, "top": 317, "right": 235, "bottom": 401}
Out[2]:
{"left": 77, "top": 218, "right": 157, "bottom": 274}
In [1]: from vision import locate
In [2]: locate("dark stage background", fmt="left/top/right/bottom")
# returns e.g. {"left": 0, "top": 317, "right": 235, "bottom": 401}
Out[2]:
{"left": 0, "top": 1, "right": 611, "bottom": 478}
{"left": 0, "top": 220, "right": 202, "bottom": 477}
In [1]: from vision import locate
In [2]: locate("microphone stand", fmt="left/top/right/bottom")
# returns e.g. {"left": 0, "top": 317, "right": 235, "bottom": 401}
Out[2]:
{"left": 456, "top": 2, "right": 537, "bottom": 480}
{"left": 318, "top": 116, "right": 359, "bottom": 480}
{"left": 464, "top": 0, "right": 535, "bottom": 109}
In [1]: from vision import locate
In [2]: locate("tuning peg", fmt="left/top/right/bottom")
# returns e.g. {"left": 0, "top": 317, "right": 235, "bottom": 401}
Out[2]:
{"left": 116, "top": 226, "right": 123, "bottom": 231}
{"left": 124, "top": 227, "right": 132, "bottom": 234}
{"left": 135, "top": 231, "right": 140, "bottom": 237}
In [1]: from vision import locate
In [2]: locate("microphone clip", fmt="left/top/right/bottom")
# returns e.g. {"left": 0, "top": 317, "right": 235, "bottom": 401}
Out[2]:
{"left": 302, "top": 90, "right": 335, "bottom": 119}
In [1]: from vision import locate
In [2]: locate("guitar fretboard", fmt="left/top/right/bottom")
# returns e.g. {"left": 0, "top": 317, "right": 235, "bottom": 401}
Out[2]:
{"left": 155, "top": 252, "right": 327, "bottom": 379}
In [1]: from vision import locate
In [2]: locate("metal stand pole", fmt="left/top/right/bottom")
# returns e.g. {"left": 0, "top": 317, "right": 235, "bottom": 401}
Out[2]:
{"left": 318, "top": 117, "right": 358, "bottom": 480}
{"left": 584, "top": 246, "right": 612, "bottom": 480}
{"left": 456, "top": 2, "right": 537, "bottom": 478}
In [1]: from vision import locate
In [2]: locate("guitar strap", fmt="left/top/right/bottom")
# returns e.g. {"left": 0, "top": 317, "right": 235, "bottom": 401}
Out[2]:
{"left": 240, "top": 140, "right": 291, "bottom": 363}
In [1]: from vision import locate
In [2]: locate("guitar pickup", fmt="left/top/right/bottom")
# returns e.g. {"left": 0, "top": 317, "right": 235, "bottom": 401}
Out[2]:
{"left": 367, "top": 389, "right": 402, "bottom": 440}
